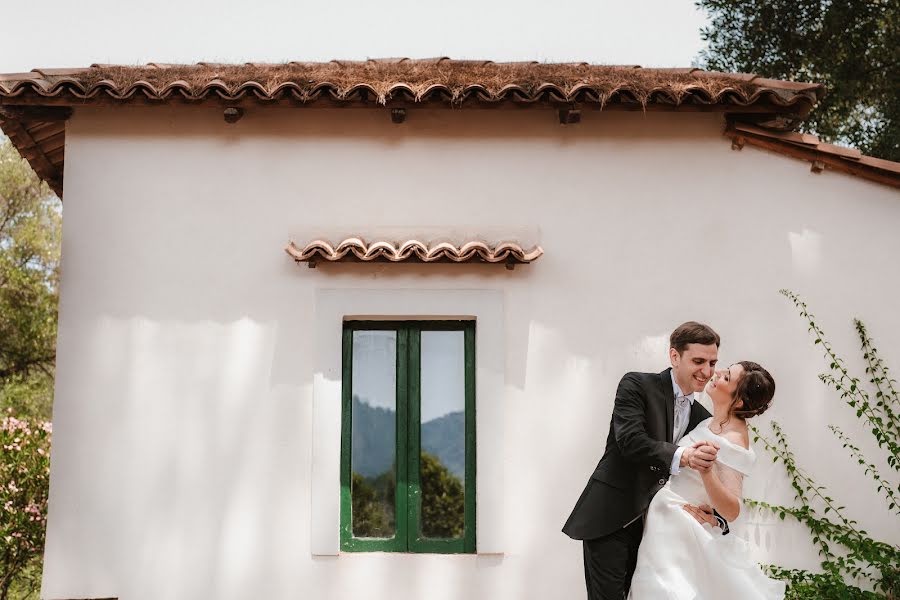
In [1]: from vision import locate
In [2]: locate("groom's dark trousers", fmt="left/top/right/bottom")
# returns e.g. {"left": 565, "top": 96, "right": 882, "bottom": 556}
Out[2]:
{"left": 582, "top": 518, "right": 644, "bottom": 598}
{"left": 562, "top": 369, "right": 711, "bottom": 599}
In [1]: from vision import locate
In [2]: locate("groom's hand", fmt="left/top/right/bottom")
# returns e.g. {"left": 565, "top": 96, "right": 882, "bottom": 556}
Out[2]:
{"left": 681, "top": 440, "right": 719, "bottom": 473}
{"left": 682, "top": 503, "right": 719, "bottom": 528}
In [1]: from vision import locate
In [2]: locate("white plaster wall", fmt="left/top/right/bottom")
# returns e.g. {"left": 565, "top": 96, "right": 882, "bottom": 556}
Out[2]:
{"left": 43, "top": 105, "right": 900, "bottom": 600}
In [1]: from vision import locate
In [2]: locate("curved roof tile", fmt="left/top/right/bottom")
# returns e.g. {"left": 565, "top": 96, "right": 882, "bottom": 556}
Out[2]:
{"left": 0, "top": 59, "right": 824, "bottom": 111}
{"left": 0, "top": 58, "right": 864, "bottom": 197}
{"left": 285, "top": 238, "right": 544, "bottom": 267}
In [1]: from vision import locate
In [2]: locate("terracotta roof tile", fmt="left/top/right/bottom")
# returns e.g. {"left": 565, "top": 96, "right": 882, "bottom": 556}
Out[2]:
{"left": 653, "top": 67, "right": 703, "bottom": 75}
{"left": 285, "top": 238, "right": 544, "bottom": 268}
{"left": 728, "top": 121, "right": 899, "bottom": 187}
{"left": 735, "top": 123, "right": 821, "bottom": 147}
{"left": 9, "top": 58, "right": 899, "bottom": 195}
{"left": 30, "top": 68, "right": 92, "bottom": 77}
{"left": 750, "top": 76, "right": 822, "bottom": 92}
{"left": 0, "top": 72, "right": 40, "bottom": 82}
{"left": 857, "top": 155, "right": 900, "bottom": 173}
{"left": 0, "top": 59, "right": 824, "bottom": 112}
{"left": 695, "top": 70, "right": 756, "bottom": 81}
{"left": 813, "top": 140, "right": 863, "bottom": 160}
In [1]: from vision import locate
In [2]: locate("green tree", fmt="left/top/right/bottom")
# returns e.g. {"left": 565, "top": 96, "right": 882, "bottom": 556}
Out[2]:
{"left": 697, "top": 0, "right": 900, "bottom": 161}
{"left": 0, "top": 137, "right": 61, "bottom": 421}
{"left": 0, "top": 134, "right": 60, "bottom": 599}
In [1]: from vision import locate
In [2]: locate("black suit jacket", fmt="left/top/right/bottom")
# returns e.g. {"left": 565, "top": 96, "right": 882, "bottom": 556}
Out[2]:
{"left": 562, "top": 368, "right": 711, "bottom": 540}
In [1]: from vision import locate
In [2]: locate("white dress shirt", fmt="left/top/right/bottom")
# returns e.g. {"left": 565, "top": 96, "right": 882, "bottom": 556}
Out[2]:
{"left": 669, "top": 370, "right": 695, "bottom": 474}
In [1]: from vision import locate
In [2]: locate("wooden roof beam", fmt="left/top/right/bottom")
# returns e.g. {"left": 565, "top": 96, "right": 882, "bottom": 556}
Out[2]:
{"left": 0, "top": 105, "right": 72, "bottom": 124}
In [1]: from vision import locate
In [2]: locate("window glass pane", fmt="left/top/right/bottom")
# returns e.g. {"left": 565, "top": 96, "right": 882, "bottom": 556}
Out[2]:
{"left": 419, "top": 330, "right": 466, "bottom": 539}
{"left": 351, "top": 330, "right": 397, "bottom": 538}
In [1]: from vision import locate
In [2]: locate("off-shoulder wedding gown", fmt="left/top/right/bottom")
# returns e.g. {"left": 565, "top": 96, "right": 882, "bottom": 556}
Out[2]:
{"left": 628, "top": 417, "right": 785, "bottom": 599}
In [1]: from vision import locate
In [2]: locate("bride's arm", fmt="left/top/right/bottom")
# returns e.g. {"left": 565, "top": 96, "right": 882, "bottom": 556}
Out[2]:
{"left": 700, "top": 429, "right": 748, "bottom": 521}
{"left": 700, "top": 464, "right": 743, "bottom": 522}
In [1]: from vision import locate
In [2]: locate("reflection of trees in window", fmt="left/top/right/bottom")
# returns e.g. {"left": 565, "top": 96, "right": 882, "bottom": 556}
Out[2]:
{"left": 419, "top": 452, "right": 464, "bottom": 539}
{"left": 351, "top": 471, "right": 395, "bottom": 538}
{"left": 352, "top": 454, "right": 463, "bottom": 540}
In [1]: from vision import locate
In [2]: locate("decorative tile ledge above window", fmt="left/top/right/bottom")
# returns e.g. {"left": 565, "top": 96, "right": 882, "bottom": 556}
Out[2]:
{"left": 285, "top": 238, "right": 543, "bottom": 270}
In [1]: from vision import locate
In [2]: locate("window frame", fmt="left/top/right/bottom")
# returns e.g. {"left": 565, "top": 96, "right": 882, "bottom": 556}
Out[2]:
{"left": 340, "top": 320, "right": 476, "bottom": 554}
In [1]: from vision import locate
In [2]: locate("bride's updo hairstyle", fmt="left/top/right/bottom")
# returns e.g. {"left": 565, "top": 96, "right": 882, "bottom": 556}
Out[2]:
{"left": 729, "top": 361, "right": 776, "bottom": 421}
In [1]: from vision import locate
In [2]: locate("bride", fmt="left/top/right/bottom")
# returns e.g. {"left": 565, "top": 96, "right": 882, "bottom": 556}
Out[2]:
{"left": 628, "top": 361, "right": 785, "bottom": 599}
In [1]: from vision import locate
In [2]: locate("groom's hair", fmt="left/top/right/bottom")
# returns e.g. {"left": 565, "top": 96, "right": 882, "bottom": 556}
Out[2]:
{"left": 670, "top": 322, "right": 721, "bottom": 354}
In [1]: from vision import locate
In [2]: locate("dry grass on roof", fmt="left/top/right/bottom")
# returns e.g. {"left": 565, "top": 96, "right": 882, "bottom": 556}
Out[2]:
{"left": 80, "top": 61, "right": 761, "bottom": 104}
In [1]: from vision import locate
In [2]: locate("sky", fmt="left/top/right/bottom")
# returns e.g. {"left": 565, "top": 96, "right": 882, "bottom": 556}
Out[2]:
{"left": 0, "top": 0, "right": 710, "bottom": 73}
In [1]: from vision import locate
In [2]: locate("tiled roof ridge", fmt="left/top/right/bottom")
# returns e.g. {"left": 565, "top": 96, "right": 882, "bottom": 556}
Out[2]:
{"left": 0, "top": 59, "right": 824, "bottom": 110}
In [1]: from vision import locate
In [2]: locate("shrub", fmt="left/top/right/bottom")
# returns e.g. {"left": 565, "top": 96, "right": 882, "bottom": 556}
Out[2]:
{"left": 0, "top": 413, "right": 51, "bottom": 600}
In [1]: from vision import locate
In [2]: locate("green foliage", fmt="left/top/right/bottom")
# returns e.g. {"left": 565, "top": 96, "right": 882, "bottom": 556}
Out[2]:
{"left": 780, "top": 290, "right": 899, "bottom": 471}
{"left": 696, "top": 0, "right": 900, "bottom": 161}
{"left": 351, "top": 470, "right": 396, "bottom": 538}
{"left": 419, "top": 451, "right": 464, "bottom": 539}
{"left": 0, "top": 137, "right": 61, "bottom": 422}
{"left": 0, "top": 415, "right": 51, "bottom": 600}
{"left": 773, "top": 567, "right": 881, "bottom": 600}
{"left": 0, "top": 135, "right": 61, "bottom": 599}
{"left": 351, "top": 452, "right": 464, "bottom": 540}
{"left": 829, "top": 425, "right": 899, "bottom": 516}
{"left": 745, "top": 290, "right": 900, "bottom": 598}
{"left": 0, "top": 374, "right": 53, "bottom": 426}
{"left": 1, "top": 560, "right": 40, "bottom": 600}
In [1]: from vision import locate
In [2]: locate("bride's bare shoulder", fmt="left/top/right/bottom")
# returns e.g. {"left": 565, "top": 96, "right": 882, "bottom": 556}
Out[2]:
{"left": 721, "top": 426, "right": 750, "bottom": 450}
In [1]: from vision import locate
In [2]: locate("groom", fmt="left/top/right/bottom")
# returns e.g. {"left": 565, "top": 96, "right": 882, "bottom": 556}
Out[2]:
{"left": 562, "top": 322, "right": 722, "bottom": 599}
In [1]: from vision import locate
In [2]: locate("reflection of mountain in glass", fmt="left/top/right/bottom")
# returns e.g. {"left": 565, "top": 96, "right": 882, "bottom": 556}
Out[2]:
{"left": 421, "top": 412, "right": 465, "bottom": 480}
{"left": 352, "top": 396, "right": 464, "bottom": 480}
{"left": 351, "top": 396, "right": 396, "bottom": 478}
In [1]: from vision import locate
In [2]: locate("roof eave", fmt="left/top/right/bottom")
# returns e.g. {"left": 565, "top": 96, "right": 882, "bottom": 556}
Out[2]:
{"left": 0, "top": 107, "right": 68, "bottom": 197}
{"left": 0, "top": 87, "right": 818, "bottom": 200}
{"left": 726, "top": 121, "right": 900, "bottom": 189}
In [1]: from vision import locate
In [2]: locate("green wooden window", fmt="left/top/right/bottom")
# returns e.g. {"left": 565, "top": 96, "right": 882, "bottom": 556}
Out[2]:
{"left": 341, "top": 320, "right": 476, "bottom": 553}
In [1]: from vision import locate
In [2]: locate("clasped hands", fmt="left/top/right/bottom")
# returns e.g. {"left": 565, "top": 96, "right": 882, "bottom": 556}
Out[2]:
{"left": 680, "top": 439, "right": 719, "bottom": 474}
{"left": 680, "top": 440, "right": 721, "bottom": 528}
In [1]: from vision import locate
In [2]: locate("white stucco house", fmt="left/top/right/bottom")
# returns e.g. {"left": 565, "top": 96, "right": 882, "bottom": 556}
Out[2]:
{"left": 0, "top": 58, "right": 898, "bottom": 600}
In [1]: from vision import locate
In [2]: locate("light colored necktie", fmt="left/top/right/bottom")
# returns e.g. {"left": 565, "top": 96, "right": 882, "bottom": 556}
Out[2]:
{"left": 673, "top": 395, "right": 691, "bottom": 442}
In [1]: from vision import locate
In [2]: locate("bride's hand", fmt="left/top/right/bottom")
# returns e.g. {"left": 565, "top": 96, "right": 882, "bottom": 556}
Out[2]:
{"left": 683, "top": 440, "right": 719, "bottom": 473}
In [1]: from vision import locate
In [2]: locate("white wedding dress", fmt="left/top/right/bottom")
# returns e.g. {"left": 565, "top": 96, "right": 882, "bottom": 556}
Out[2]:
{"left": 628, "top": 417, "right": 785, "bottom": 600}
